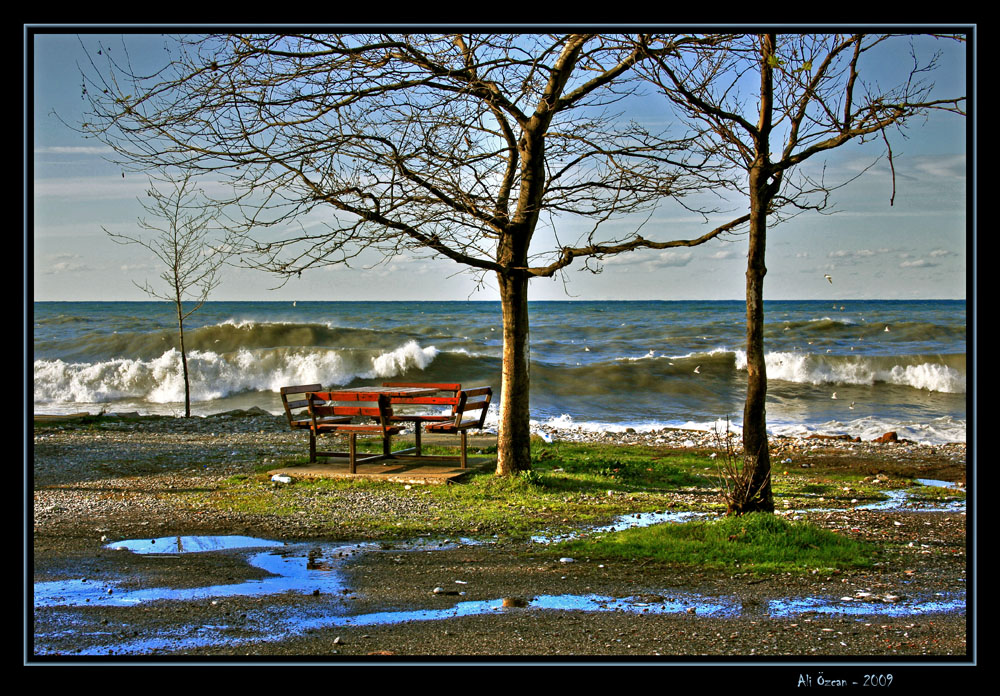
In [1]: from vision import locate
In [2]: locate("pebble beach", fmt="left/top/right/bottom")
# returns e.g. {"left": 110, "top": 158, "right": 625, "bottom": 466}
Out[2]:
{"left": 30, "top": 410, "right": 969, "bottom": 663}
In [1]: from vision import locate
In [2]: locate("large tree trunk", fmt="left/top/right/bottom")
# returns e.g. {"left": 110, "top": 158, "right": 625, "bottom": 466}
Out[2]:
{"left": 738, "top": 171, "right": 775, "bottom": 513}
{"left": 734, "top": 33, "right": 777, "bottom": 514}
{"left": 495, "top": 270, "right": 533, "bottom": 475}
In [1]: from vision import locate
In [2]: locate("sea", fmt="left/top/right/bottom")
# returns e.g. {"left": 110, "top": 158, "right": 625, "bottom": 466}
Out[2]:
{"left": 31, "top": 300, "right": 969, "bottom": 445}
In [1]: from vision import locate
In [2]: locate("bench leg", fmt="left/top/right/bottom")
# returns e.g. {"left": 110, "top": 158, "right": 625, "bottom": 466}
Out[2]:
{"left": 349, "top": 433, "right": 357, "bottom": 474}
{"left": 460, "top": 431, "right": 467, "bottom": 469}
{"left": 309, "top": 431, "right": 317, "bottom": 463}
{"left": 414, "top": 425, "right": 422, "bottom": 456}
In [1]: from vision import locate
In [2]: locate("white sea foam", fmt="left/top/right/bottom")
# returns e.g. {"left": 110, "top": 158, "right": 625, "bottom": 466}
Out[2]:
{"left": 733, "top": 350, "right": 965, "bottom": 393}
{"left": 528, "top": 413, "right": 965, "bottom": 445}
{"left": 809, "top": 315, "right": 856, "bottom": 325}
{"left": 33, "top": 341, "right": 440, "bottom": 406}
{"left": 615, "top": 347, "right": 733, "bottom": 363}
{"left": 769, "top": 416, "right": 967, "bottom": 445}
{"left": 370, "top": 341, "right": 439, "bottom": 377}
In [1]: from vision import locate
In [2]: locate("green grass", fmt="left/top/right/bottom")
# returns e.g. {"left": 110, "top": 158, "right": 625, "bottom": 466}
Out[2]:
{"left": 909, "top": 483, "right": 965, "bottom": 503}
{"left": 768, "top": 470, "right": 894, "bottom": 509}
{"left": 173, "top": 438, "right": 889, "bottom": 573}
{"left": 185, "top": 440, "right": 719, "bottom": 538}
{"left": 550, "top": 512, "right": 877, "bottom": 574}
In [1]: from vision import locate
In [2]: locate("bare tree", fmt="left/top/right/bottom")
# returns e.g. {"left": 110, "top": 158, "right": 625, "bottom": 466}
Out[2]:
{"left": 78, "top": 32, "right": 747, "bottom": 474}
{"left": 645, "top": 32, "right": 966, "bottom": 513}
{"left": 106, "top": 172, "right": 224, "bottom": 417}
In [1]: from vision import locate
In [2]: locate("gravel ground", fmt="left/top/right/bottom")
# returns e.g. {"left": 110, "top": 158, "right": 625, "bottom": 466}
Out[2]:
{"left": 29, "top": 410, "right": 971, "bottom": 673}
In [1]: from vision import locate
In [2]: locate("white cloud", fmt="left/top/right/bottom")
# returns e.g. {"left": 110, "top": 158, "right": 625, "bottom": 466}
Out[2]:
{"left": 34, "top": 175, "right": 148, "bottom": 200}
{"left": 708, "top": 248, "right": 742, "bottom": 260}
{"left": 39, "top": 260, "right": 90, "bottom": 274}
{"left": 827, "top": 248, "right": 891, "bottom": 259}
{"left": 35, "top": 146, "right": 113, "bottom": 155}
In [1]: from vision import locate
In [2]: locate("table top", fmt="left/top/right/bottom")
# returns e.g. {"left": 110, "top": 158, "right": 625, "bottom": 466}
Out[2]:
{"left": 317, "top": 386, "right": 439, "bottom": 398}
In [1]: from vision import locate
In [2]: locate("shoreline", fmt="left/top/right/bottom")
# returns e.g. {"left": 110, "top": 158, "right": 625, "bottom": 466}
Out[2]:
{"left": 32, "top": 408, "right": 967, "bottom": 489}
{"left": 32, "top": 407, "right": 968, "bottom": 445}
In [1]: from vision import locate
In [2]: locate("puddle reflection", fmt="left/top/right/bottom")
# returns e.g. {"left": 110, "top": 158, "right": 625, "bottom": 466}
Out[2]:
{"left": 769, "top": 593, "right": 966, "bottom": 618}
{"left": 33, "top": 540, "right": 370, "bottom": 608}
{"left": 532, "top": 510, "right": 715, "bottom": 545}
{"left": 106, "top": 535, "right": 285, "bottom": 554}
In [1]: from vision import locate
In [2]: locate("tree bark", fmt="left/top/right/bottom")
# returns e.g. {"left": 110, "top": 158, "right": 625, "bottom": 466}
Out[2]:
{"left": 176, "top": 300, "right": 191, "bottom": 419}
{"left": 495, "top": 269, "right": 533, "bottom": 475}
{"left": 736, "top": 33, "right": 777, "bottom": 514}
{"left": 740, "top": 165, "right": 775, "bottom": 513}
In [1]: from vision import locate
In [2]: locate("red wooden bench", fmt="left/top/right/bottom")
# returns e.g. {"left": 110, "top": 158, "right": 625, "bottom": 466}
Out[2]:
{"left": 381, "top": 382, "right": 462, "bottom": 455}
{"left": 424, "top": 387, "right": 493, "bottom": 468}
{"left": 306, "top": 390, "right": 406, "bottom": 473}
{"left": 280, "top": 384, "right": 351, "bottom": 462}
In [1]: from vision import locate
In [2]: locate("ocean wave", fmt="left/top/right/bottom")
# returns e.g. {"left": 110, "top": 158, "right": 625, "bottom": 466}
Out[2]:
{"left": 33, "top": 341, "right": 441, "bottom": 405}
{"left": 614, "top": 347, "right": 735, "bottom": 364}
{"left": 45, "top": 319, "right": 429, "bottom": 363}
{"left": 734, "top": 351, "right": 966, "bottom": 393}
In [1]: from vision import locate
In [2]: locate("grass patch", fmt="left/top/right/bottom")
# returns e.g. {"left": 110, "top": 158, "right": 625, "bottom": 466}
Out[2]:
{"left": 551, "top": 512, "right": 876, "bottom": 574}
{"left": 184, "top": 441, "right": 720, "bottom": 539}
{"left": 529, "top": 441, "right": 714, "bottom": 490}
{"left": 769, "top": 471, "right": 891, "bottom": 509}
{"left": 909, "top": 483, "right": 965, "bottom": 503}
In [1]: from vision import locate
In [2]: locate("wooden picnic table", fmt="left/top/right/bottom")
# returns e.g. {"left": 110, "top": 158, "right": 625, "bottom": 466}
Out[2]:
{"left": 304, "top": 386, "right": 439, "bottom": 472}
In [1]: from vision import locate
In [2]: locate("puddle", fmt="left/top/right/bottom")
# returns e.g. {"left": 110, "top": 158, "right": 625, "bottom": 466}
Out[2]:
{"left": 37, "top": 577, "right": 964, "bottom": 656}
{"left": 33, "top": 477, "right": 966, "bottom": 655}
{"left": 531, "top": 510, "right": 716, "bottom": 545}
{"left": 769, "top": 593, "right": 966, "bottom": 618}
{"left": 855, "top": 479, "right": 965, "bottom": 513}
{"left": 105, "top": 535, "right": 286, "bottom": 554}
{"left": 534, "top": 478, "right": 964, "bottom": 545}
{"left": 33, "top": 539, "right": 371, "bottom": 608}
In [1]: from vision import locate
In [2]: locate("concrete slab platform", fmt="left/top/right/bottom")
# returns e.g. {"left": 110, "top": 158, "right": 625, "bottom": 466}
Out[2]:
{"left": 267, "top": 455, "right": 496, "bottom": 485}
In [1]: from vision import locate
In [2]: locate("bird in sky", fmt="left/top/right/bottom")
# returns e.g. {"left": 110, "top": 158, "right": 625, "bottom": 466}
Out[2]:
{"left": 824, "top": 274, "right": 833, "bottom": 283}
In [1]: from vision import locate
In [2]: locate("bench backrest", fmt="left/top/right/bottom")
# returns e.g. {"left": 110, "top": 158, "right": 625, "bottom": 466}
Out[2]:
{"left": 307, "top": 391, "right": 394, "bottom": 427}
{"left": 452, "top": 387, "right": 492, "bottom": 428}
{"left": 381, "top": 382, "right": 461, "bottom": 413}
{"left": 280, "top": 383, "right": 323, "bottom": 429}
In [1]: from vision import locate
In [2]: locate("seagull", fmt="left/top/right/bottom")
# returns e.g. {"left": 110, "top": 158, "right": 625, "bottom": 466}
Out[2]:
{"left": 884, "top": 325, "right": 890, "bottom": 332}
{"left": 694, "top": 365, "right": 701, "bottom": 374}
{"left": 824, "top": 274, "right": 833, "bottom": 284}
{"left": 831, "top": 392, "right": 838, "bottom": 399}
{"left": 849, "top": 402, "right": 856, "bottom": 410}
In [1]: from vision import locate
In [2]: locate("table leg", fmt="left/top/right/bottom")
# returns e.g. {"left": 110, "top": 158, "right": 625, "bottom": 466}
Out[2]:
{"left": 349, "top": 433, "right": 357, "bottom": 474}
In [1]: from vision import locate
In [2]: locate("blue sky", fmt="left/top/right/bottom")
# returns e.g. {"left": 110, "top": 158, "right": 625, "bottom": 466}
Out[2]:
{"left": 29, "top": 30, "right": 971, "bottom": 302}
